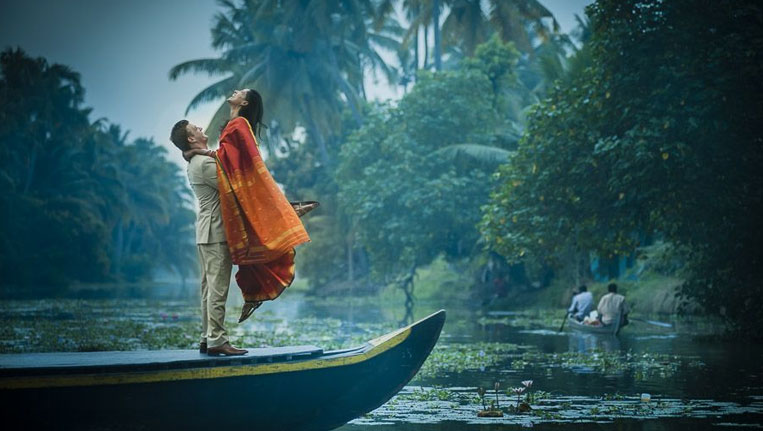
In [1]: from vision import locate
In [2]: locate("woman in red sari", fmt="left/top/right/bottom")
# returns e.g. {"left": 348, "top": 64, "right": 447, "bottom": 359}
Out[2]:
{"left": 186, "top": 89, "right": 316, "bottom": 322}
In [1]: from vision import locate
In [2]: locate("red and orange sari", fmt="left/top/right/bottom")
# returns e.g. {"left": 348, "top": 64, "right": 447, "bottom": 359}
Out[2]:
{"left": 214, "top": 117, "right": 310, "bottom": 302}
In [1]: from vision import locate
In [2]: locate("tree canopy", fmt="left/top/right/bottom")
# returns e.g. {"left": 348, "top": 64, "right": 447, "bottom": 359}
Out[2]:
{"left": 480, "top": 0, "right": 763, "bottom": 334}
{"left": 0, "top": 48, "right": 196, "bottom": 287}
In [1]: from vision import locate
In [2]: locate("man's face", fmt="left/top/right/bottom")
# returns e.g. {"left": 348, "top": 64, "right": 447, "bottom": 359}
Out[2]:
{"left": 186, "top": 123, "right": 208, "bottom": 146}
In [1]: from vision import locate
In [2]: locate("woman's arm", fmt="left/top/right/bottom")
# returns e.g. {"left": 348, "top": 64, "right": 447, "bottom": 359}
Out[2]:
{"left": 182, "top": 148, "right": 216, "bottom": 162}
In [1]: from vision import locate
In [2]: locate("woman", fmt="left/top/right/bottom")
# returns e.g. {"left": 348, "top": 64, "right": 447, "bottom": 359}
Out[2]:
{"left": 186, "top": 89, "right": 317, "bottom": 322}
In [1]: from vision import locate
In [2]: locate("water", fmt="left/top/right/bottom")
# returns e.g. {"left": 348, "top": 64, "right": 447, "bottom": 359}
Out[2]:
{"left": 1, "top": 288, "right": 761, "bottom": 430}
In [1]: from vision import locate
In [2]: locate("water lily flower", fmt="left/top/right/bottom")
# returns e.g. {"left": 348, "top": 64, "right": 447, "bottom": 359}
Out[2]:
{"left": 522, "top": 380, "right": 533, "bottom": 388}
{"left": 479, "top": 350, "right": 485, "bottom": 357}
{"left": 512, "top": 387, "right": 526, "bottom": 395}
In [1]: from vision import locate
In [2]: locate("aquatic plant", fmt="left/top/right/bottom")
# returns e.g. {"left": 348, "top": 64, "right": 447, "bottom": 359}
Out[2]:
{"left": 521, "top": 380, "right": 534, "bottom": 403}
{"left": 477, "top": 387, "right": 487, "bottom": 410}
{"left": 475, "top": 383, "right": 505, "bottom": 417}
{"left": 511, "top": 386, "right": 526, "bottom": 408}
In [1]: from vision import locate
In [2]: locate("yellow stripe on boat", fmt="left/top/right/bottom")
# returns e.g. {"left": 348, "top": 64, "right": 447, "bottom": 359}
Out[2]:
{"left": 0, "top": 326, "right": 412, "bottom": 390}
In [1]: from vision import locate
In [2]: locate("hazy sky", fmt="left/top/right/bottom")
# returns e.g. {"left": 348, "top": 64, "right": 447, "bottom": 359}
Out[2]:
{"left": 0, "top": 0, "right": 593, "bottom": 168}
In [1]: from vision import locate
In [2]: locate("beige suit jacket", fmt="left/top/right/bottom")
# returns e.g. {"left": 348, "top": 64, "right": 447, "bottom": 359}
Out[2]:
{"left": 187, "top": 155, "right": 227, "bottom": 244}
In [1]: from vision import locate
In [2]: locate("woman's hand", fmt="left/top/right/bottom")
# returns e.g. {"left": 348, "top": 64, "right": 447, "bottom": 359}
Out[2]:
{"left": 183, "top": 148, "right": 215, "bottom": 162}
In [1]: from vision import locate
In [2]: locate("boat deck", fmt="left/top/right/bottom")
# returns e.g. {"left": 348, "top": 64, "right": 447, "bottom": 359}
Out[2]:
{"left": 0, "top": 345, "right": 328, "bottom": 376}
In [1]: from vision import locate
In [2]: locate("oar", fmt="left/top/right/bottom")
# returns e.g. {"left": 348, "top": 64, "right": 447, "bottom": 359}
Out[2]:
{"left": 558, "top": 312, "right": 569, "bottom": 332}
{"left": 630, "top": 317, "right": 673, "bottom": 328}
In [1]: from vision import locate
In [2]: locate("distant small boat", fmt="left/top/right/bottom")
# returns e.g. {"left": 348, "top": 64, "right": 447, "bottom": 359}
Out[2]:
{"left": 0, "top": 309, "right": 446, "bottom": 431}
{"left": 566, "top": 314, "right": 622, "bottom": 335}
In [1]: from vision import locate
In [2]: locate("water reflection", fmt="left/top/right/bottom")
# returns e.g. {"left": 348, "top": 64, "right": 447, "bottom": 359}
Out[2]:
{"left": 568, "top": 333, "right": 621, "bottom": 353}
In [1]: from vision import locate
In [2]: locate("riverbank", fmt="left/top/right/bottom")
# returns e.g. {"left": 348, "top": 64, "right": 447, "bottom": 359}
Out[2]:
{"left": 0, "top": 280, "right": 190, "bottom": 300}
{"left": 366, "top": 256, "right": 696, "bottom": 317}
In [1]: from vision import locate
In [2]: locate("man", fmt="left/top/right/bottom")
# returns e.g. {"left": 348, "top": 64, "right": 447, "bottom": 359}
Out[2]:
{"left": 170, "top": 120, "right": 247, "bottom": 356}
{"left": 567, "top": 284, "right": 593, "bottom": 322}
{"left": 597, "top": 283, "right": 630, "bottom": 327}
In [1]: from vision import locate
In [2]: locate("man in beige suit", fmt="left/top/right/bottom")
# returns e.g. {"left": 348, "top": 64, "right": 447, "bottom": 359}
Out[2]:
{"left": 170, "top": 120, "right": 247, "bottom": 356}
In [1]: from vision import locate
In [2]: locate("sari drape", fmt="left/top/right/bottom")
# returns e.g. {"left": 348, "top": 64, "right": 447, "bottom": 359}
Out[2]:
{"left": 215, "top": 117, "right": 310, "bottom": 302}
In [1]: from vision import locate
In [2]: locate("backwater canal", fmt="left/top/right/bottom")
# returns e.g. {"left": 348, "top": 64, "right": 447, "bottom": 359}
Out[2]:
{"left": 1, "top": 287, "right": 761, "bottom": 430}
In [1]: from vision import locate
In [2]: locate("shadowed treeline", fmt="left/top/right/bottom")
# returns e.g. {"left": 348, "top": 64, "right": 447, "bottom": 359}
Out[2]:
{"left": 0, "top": 49, "right": 196, "bottom": 288}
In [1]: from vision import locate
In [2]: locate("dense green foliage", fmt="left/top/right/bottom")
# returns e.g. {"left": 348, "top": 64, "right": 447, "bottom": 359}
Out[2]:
{"left": 336, "top": 36, "right": 519, "bottom": 280}
{"left": 170, "top": 0, "right": 567, "bottom": 290}
{"left": 0, "top": 49, "right": 196, "bottom": 287}
{"left": 481, "top": 0, "right": 763, "bottom": 334}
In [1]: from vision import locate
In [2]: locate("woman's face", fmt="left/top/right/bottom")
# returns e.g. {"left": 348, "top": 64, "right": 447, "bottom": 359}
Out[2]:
{"left": 227, "top": 89, "right": 249, "bottom": 107}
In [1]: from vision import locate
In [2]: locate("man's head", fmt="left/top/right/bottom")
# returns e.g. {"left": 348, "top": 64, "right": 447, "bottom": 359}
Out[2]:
{"left": 170, "top": 120, "right": 208, "bottom": 152}
{"left": 607, "top": 283, "right": 618, "bottom": 293}
{"left": 578, "top": 284, "right": 587, "bottom": 293}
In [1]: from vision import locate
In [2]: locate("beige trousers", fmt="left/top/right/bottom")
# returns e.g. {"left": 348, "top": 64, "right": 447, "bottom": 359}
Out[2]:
{"left": 197, "top": 242, "right": 233, "bottom": 348}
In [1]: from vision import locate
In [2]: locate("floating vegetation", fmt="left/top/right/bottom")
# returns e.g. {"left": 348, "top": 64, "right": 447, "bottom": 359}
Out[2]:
{"left": 0, "top": 299, "right": 377, "bottom": 353}
{"left": 417, "top": 342, "right": 525, "bottom": 378}
{"left": 478, "top": 310, "right": 562, "bottom": 329}
{"left": 351, "top": 386, "right": 763, "bottom": 427}
{"left": 511, "top": 349, "right": 704, "bottom": 380}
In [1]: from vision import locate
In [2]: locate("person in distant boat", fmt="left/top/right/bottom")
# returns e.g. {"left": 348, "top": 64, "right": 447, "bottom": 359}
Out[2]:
{"left": 567, "top": 284, "right": 593, "bottom": 322}
{"left": 170, "top": 120, "right": 247, "bottom": 357}
{"left": 597, "top": 283, "right": 629, "bottom": 327}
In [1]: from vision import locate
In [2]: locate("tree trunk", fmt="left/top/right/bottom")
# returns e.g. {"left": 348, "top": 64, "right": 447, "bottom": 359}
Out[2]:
{"left": 23, "top": 146, "right": 38, "bottom": 194}
{"left": 113, "top": 221, "right": 124, "bottom": 277}
{"left": 433, "top": 0, "right": 442, "bottom": 71}
{"left": 327, "top": 47, "right": 363, "bottom": 126}
{"left": 414, "top": 26, "right": 420, "bottom": 79}
{"left": 347, "top": 231, "right": 355, "bottom": 282}
{"left": 302, "top": 95, "right": 330, "bottom": 165}
{"left": 124, "top": 222, "right": 137, "bottom": 257}
{"left": 399, "top": 261, "right": 418, "bottom": 325}
{"left": 423, "top": 24, "right": 429, "bottom": 69}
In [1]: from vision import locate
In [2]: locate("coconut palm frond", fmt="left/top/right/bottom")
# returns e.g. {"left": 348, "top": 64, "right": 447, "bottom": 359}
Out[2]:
{"left": 433, "top": 144, "right": 514, "bottom": 165}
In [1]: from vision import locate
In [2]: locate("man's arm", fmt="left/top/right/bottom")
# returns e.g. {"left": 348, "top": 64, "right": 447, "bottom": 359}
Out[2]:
{"left": 568, "top": 295, "right": 578, "bottom": 314}
{"left": 183, "top": 148, "right": 215, "bottom": 162}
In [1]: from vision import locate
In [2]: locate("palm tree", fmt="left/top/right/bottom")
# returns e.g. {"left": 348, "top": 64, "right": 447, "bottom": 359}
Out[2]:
{"left": 399, "top": 0, "right": 560, "bottom": 69}
{"left": 170, "top": 0, "right": 398, "bottom": 165}
{"left": 398, "top": 0, "right": 429, "bottom": 84}
{"left": 436, "top": 12, "right": 592, "bottom": 167}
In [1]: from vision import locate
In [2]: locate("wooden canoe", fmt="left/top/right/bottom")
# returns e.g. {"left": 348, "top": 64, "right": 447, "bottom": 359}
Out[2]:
{"left": 0, "top": 309, "right": 446, "bottom": 431}
{"left": 566, "top": 314, "right": 621, "bottom": 335}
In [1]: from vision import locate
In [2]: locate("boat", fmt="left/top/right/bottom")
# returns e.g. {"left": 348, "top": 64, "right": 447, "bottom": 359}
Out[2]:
{"left": 566, "top": 313, "right": 622, "bottom": 335}
{"left": 0, "top": 309, "right": 446, "bottom": 431}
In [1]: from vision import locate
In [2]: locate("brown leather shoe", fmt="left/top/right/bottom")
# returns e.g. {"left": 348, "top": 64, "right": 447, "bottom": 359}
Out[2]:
{"left": 199, "top": 342, "right": 207, "bottom": 354}
{"left": 207, "top": 342, "right": 247, "bottom": 356}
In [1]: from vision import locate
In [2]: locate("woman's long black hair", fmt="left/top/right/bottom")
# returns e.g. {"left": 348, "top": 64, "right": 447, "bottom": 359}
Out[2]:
{"left": 239, "top": 88, "right": 266, "bottom": 138}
